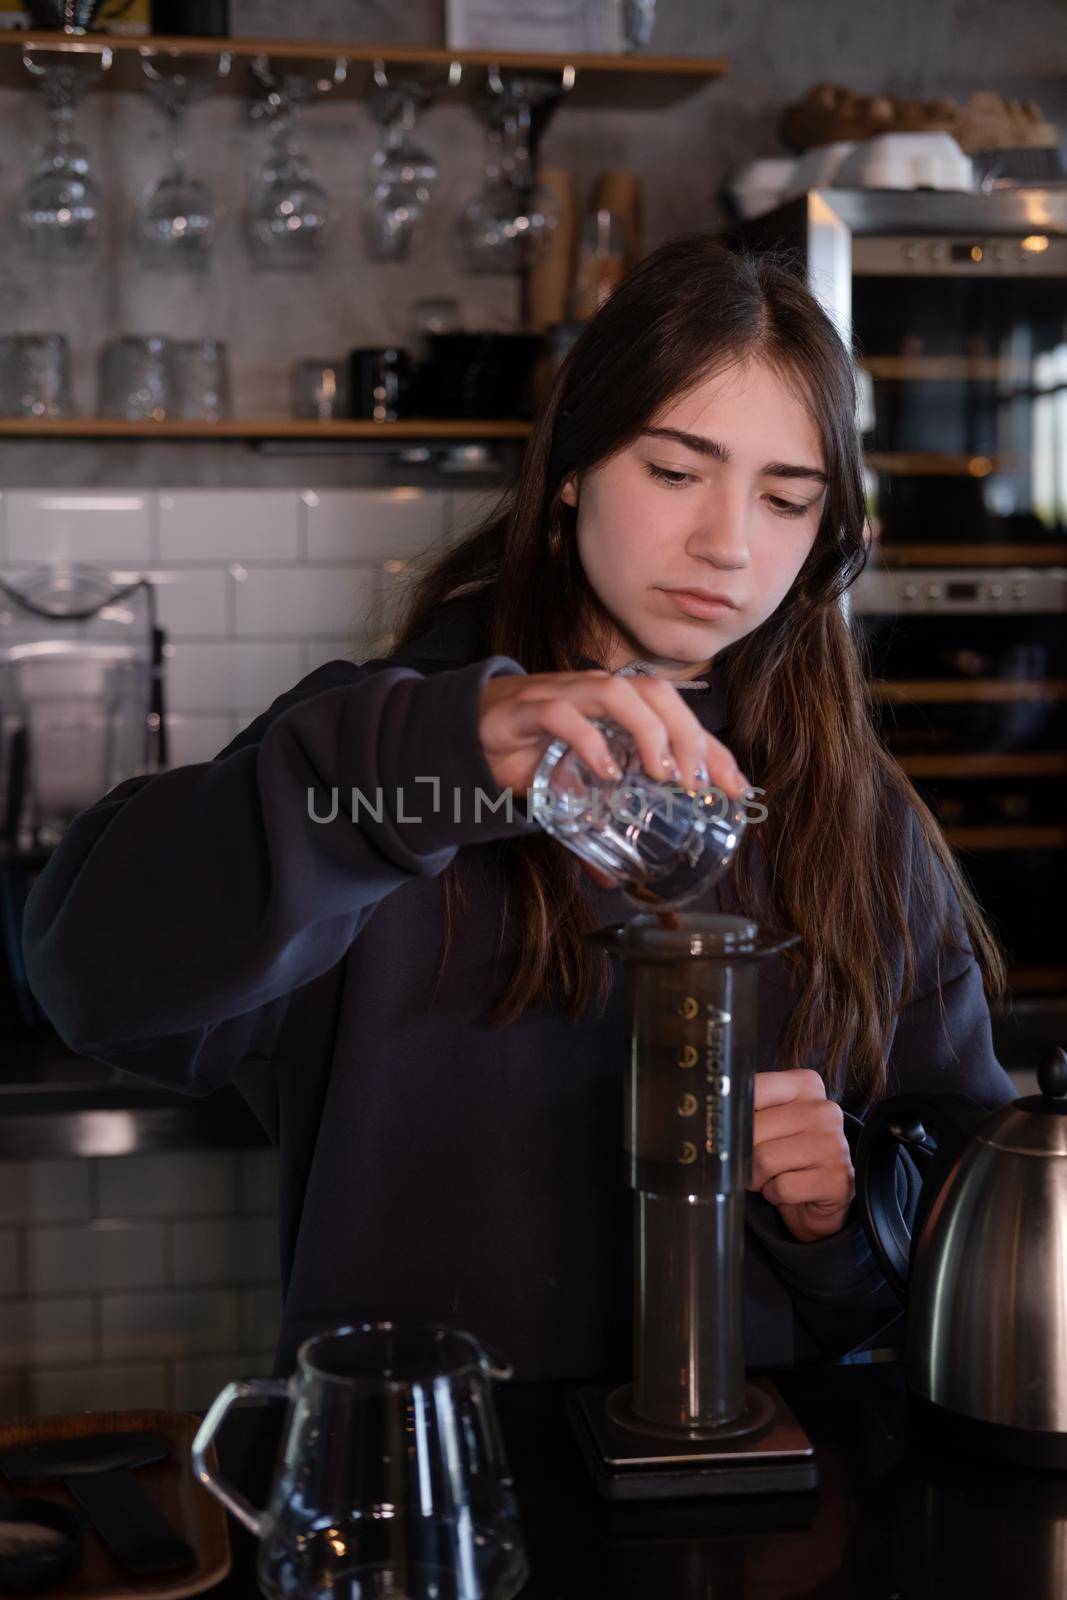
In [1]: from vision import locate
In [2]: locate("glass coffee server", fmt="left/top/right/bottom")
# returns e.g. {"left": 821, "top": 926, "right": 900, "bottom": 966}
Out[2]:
{"left": 743, "top": 188, "right": 1067, "bottom": 1062}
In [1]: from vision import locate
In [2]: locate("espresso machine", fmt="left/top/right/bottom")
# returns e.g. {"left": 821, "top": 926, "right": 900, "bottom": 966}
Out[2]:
{"left": 567, "top": 912, "right": 819, "bottom": 1500}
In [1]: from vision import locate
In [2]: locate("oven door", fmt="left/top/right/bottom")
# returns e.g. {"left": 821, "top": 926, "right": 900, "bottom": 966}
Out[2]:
{"left": 853, "top": 232, "right": 1067, "bottom": 565}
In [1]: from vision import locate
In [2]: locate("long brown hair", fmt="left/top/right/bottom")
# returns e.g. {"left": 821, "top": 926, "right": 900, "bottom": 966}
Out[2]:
{"left": 392, "top": 233, "right": 1007, "bottom": 1102}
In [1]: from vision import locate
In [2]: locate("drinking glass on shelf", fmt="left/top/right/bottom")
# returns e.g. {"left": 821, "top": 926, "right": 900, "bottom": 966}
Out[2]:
{"left": 98, "top": 335, "right": 172, "bottom": 421}
{"left": 350, "top": 347, "right": 412, "bottom": 422}
{"left": 290, "top": 359, "right": 349, "bottom": 421}
{"left": 0, "top": 335, "right": 73, "bottom": 418}
{"left": 361, "top": 61, "right": 457, "bottom": 262}
{"left": 171, "top": 338, "right": 231, "bottom": 421}
{"left": 135, "top": 48, "right": 231, "bottom": 271}
{"left": 623, "top": 0, "right": 657, "bottom": 50}
{"left": 244, "top": 54, "right": 346, "bottom": 270}
{"left": 19, "top": 43, "right": 112, "bottom": 263}
{"left": 453, "top": 67, "right": 571, "bottom": 275}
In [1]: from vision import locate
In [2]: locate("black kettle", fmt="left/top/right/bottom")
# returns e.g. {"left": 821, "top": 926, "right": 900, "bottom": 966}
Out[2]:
{"left": 855, "top": 1046, "right": 1067, "bottom": 1470}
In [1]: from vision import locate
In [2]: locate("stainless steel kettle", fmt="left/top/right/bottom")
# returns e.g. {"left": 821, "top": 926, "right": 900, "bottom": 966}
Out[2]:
{"left": 855, "top": 1045, "right": 1067, "bottom": 1470}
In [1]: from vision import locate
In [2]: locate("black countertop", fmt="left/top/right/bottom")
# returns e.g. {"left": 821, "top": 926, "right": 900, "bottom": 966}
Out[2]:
{"left": 200, "top": 1359, "right": 1067, "bottom": 1600}
{"left": 0, "top": 1027, "right": 268, "bottom": 1157}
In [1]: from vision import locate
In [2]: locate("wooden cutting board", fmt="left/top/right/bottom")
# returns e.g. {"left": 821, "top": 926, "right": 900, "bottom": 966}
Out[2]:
{"left": 0, "top": 1409, "right": 232, "bottom": 1599}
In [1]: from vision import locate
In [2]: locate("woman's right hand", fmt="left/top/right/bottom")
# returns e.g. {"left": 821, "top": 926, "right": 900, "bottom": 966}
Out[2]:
{"left": 478, "top": 669, "right": 749, "bottom": 800}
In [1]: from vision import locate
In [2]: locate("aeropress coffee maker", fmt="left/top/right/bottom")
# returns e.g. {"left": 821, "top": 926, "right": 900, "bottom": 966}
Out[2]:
{"left": 533, "top": 718, "right": 819, "bottom": 1500}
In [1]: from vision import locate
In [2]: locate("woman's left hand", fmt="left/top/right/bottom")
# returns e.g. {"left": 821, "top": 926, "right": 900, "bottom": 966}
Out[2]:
{"left": 748, "top": 1069, "right": 855, "bottom": 1242}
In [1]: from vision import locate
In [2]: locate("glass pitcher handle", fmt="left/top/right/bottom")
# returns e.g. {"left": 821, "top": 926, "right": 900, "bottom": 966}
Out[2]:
{"left": 191, "top": 1377, "right": 290, "bottom": 1536}
{"left": 478, "top": 1343, "right": 514, "bottom": 1382}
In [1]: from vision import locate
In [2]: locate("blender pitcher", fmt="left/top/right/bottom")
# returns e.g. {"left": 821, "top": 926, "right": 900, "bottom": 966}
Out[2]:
{"left": 191, "top": 1320, "right": 529, "bottom": 1600}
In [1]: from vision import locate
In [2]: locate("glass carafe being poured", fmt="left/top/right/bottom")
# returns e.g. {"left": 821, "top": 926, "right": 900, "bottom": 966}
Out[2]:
{"left": 529, "top": 658, "right": 746, "bottom": 911}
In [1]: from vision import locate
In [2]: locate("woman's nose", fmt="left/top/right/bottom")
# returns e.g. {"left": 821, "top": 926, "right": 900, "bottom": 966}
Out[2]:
{"left": 685, "top": 495, "right": 749, "bottom": 566}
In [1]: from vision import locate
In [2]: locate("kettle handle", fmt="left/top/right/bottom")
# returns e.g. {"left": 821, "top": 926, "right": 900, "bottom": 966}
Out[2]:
{"left": 855, "top": 1092, "right": 990, "bottom": 1306}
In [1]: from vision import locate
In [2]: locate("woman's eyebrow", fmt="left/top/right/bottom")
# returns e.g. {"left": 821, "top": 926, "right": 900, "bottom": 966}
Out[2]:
{"left": 640, "top": 426, "right": 828, "bottom": 487}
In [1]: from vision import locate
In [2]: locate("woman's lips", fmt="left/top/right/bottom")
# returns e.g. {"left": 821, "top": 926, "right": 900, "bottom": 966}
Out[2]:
{"left": 660, "top": 588, "right": 737, "bottom": 620}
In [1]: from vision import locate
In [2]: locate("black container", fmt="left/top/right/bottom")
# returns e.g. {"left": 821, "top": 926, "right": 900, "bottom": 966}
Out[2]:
{"left": 349, "top": 347, "right": 412, "bottom": 422}
{"left": 413, "top": 332, "right": 543, "bottom": 420}
{"left": 0, "top": 1493, "right": 83, "bottom": 1593}
{"left": 149, "top": 0, "right": 230, "bottom": 35}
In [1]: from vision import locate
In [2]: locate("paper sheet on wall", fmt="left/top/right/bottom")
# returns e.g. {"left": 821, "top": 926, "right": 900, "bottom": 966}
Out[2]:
{"left": 445, "top": 0, "right": 625, "bottom": 54}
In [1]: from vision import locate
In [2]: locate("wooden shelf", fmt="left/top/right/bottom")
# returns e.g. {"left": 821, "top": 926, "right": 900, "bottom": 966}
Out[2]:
{"left": 0, "top": 33, "right": 728, "bottom": 109}
{"left": 0, "top": 417, "right": 533, "bottom": 440}
{"left": 865, "top": 452, "right": 1004, "bottom": 477}
{"left": 945, "top": 825, "right": 1067, "bottom": 850}
{"left": 1006, "top": 967, "right": 1067, "bottom": 993}
{"left": 871, "top": 679, "right": 1067, "bottom": 704}
{"left": 875, "top": 543, "right": 1067, "bottom": 565}
{"left": 862, "top": 356, "right": 1037, "bottom": 382}
{"left": 898, "top": 753, "right": 1067, "bottom": 778}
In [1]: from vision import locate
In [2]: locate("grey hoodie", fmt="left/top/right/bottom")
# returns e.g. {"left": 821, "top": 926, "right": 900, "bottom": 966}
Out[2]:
{"left": 21, "top": 589, "right": 1016, "bottom": 1379}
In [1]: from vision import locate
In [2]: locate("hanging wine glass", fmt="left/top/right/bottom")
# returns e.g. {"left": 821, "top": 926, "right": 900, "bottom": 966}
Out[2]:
{"left": 453, "top": 68, "right": 571, "bottom": 275}
{"left": 24, "top": 0, "right": 108, "bottom": 29}
{"left": 361, "top": 60, "right": 458, "bottom": 262}
{"left": 623, "top": 0, "right": 658, "bottom": 50}
{"left": 19, "top": 44, "right": 112, "bottom": 263}
{"left": 244, "top": 54, "right": 346, "bottom": 271}
{"left": 135, "top": 48, "right": 231, "bottom": 270}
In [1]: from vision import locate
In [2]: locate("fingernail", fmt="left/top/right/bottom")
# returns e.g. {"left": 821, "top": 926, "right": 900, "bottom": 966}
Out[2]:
{"left": 694, "top": 764, "right": 709, "bottom": 787}
{"left": 605, "top": 761, "right": 621, "bottom": 778}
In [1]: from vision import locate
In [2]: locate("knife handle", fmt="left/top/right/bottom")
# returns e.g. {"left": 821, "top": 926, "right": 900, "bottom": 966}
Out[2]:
{"left": 67, "top": 1468, "right": 197, "bottom": 1575}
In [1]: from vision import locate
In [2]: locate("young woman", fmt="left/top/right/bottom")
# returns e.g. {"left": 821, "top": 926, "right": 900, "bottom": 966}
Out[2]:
{"left": 23, "top": 235, "right": 1014, "bottom": 1381}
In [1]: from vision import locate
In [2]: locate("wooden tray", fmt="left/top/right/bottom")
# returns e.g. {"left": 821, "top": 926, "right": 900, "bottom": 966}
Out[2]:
{"left": 0, "top": 1409, "right": 232, "bottom": 1599}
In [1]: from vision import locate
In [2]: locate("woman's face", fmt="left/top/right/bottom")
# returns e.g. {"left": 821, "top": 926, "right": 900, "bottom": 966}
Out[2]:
{"left": 563, "top": 357, "right": 827, "bottom": 677}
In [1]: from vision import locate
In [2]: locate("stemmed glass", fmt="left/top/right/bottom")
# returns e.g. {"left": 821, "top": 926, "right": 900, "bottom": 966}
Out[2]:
{"left": 453, "top": 67, "right": 572, "bottom": 275}
{"left": 135, "top": 48, "right": 231, "bottom": 270}
{"left": 361, "top": 60, "right": 458, "bottom": 262}
{"left": 623, "top": 0, "right": 658, "bottom": 49}
{"left": 19, "top": 43, "right": 112, "bottom": 262}
{"left": 23, "top": 0, "right": 108, "bottom": 29}
{"left": 244, "top": 54, "right": 346, "bottom": 270}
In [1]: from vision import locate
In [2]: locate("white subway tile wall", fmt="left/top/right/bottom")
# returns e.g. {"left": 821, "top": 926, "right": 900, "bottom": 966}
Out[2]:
{"left": 6, "top": 492, "right": 154, "bottom": 565}
{"left": 158, "top": 491, "right": 302, "bottom": 562}
{"left": 0, "top": 487, "right": 475, "bottom": 768}
{"left": 0, "top": 485, "right": 491, "bottom": 1415}
{"left": 0, "top": 1147, "right": 283, "bottom": 1416}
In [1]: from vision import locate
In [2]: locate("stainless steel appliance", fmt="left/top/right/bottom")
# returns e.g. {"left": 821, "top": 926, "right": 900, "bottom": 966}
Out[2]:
{"left": 567, "top": 913, "right": 818, "bottom": 1500}
{"left": 743, "top": 189, "right": 1067, "bottom": 1031}
{"left": 0, "top": 563, "right": 167, "bottom": 1041}
{"left": 856, "top": 1045, "right": 1067, "bottom": 1469}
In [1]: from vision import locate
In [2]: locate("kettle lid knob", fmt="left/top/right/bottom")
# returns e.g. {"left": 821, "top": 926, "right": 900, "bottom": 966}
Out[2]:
{"left": 1036, "top": 1046, "right": 1067, "bottom": 1102}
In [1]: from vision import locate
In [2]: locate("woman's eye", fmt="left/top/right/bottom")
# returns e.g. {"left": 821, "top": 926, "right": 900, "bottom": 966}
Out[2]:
{"left": 767, "top": 496, "right": 810, "bottom": 518}
{"left": 645, "top": 463, "right": 694, "bottom": 489}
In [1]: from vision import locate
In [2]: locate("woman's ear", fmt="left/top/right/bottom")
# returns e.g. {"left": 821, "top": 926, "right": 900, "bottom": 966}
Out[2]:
{"left": 560, "top": 473, "right": 578, "bottom": 509}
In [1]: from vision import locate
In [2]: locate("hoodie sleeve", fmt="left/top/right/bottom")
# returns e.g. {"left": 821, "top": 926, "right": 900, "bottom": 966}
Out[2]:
{"left": 745, "top": 801, "right": 1016, "bottom": 1361}
{"left": 22, "top": 654, "right": 539, "bottom": 1094}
